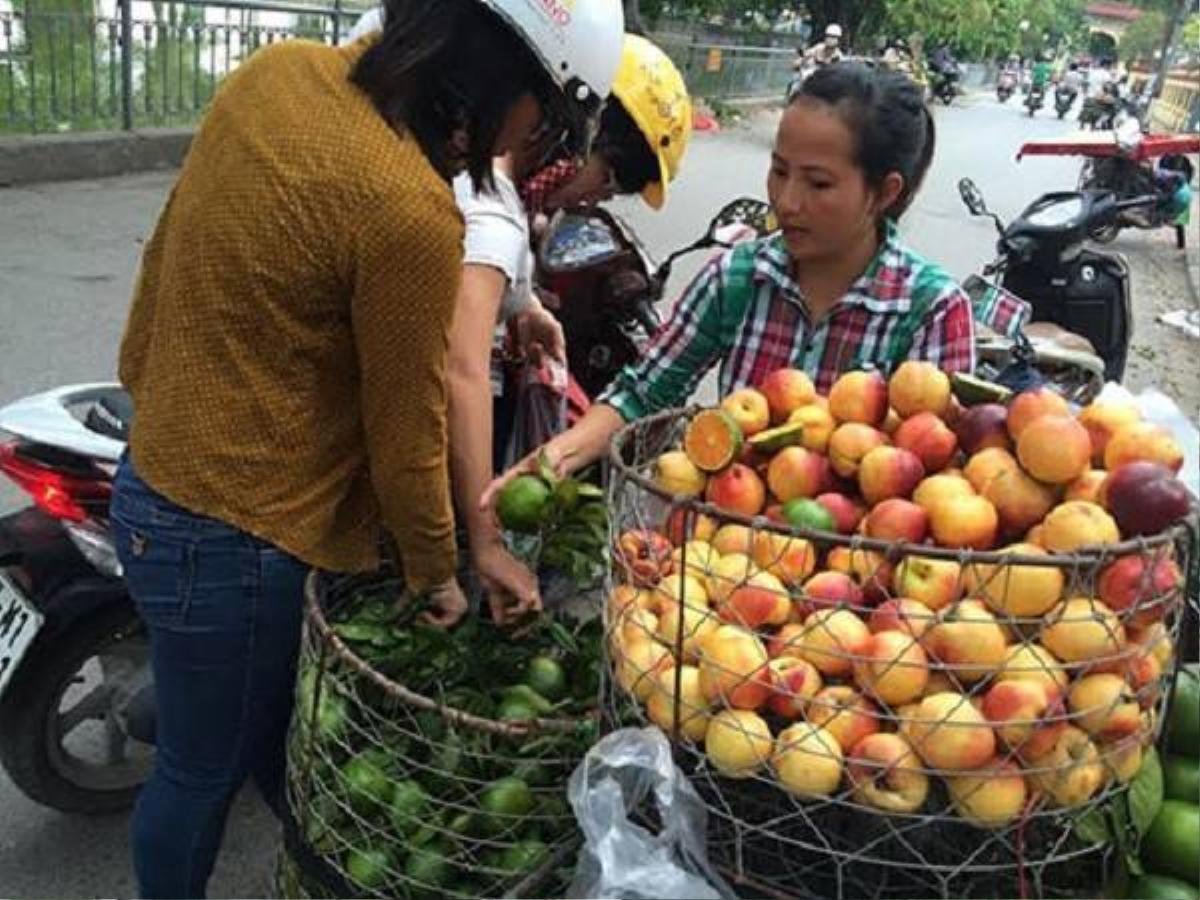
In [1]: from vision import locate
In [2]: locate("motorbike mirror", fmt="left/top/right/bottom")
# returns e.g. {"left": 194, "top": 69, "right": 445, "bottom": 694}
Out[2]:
{"left": 958, "top": 178, "right": 989, "bottom": 217}
{"left": 707, "top": 197, "right": 775, "bottom": 242}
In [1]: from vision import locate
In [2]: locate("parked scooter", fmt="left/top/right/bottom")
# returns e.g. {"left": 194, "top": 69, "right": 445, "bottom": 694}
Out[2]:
{"left": 0, "top": 385, "right": 151, "bottom": 813}
{"left": 1078, "top": 122, "right": 1197, "bottom": 246}
{"left": 958, "top": 178, "right": 1158, "bottom": 393}
{"left": 1054, "top": 84, "right": 1078, "bottom": 119}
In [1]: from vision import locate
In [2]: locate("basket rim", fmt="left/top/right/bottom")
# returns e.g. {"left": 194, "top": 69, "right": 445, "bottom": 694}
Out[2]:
{"left": 608, "top": 406, "right": 1194, "bottom": 567}
{"left": 302, "top": 571, "right": 587, "bottom": 737}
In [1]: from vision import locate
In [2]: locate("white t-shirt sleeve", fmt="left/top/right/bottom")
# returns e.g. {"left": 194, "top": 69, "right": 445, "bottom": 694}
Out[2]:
{"left": 452, "top": 170, "right": 534, "bottom": 322}
{"left": 345, "top": 7, "right": 383, "bottom": 44}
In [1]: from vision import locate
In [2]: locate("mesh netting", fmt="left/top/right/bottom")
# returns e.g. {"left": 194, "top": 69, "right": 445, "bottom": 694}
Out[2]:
{"left": 603, "top": 407, "right": 1197, "bottom": 900}
{"left": 279, "top": 570, "right": 601, "bottom": 899}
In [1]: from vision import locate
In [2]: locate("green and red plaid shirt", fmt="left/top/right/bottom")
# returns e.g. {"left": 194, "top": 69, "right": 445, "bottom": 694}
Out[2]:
{"left": 601, "top": 223, "right": 1028, "bottom": 421}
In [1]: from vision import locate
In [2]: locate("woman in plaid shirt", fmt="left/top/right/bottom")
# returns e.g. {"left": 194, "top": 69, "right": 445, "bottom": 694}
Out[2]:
{"left": 484, "top": 62, "right": 1022, "bottom": 509}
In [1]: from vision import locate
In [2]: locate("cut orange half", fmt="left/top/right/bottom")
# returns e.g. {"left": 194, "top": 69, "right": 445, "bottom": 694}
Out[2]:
{"left": 684, "top": 409, "right": 744, "bottom": 473}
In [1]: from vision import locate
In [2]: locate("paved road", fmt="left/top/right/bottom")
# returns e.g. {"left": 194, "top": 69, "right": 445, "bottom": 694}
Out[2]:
{"left": 0, "top": 90, "right": 1195, "bottom": 898}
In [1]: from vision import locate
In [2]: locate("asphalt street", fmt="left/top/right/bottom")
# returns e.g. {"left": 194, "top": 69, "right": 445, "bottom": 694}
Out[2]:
{"left": 0, "top": 88, "right": 1196, "bottom": 898}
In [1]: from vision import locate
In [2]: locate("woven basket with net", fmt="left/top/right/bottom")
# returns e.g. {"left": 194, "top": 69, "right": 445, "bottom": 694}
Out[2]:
{"left": 603, "top": 404, "right": 1197, "bottom": 900}
{"left": 278, "top": 569, "right": 602, "bottom": 899}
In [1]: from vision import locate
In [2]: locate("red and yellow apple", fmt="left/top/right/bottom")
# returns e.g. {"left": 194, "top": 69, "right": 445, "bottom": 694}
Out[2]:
{"left": 807, "top": 685, "right": 881, "bottom": 753}
{"left": 654, "top": 450, "right": 708, "bottom": 497}
{"left": 705, "top": 709, "right": 773, "bottom": 778}
{"left": 906, "top": 691, "right": 996, "bottom": 771}
{"left": 980, "top": 466, "right": 1059, "bottom": 539}
{"left": 705, "top": 463, "right": 767, "bottom": 517}
{"left": 928, "top": 492, "right": 999, "bottom": 550}
{"left": 888, "top": 360, "right": 952, "bottom": 419}
{"left": 913, "top": 472, "right": 975, "bottom": 514}
{"left": 994, "top": 642, "right": 1069, "bottom": 701}
{"left": 859, "top": 446, "right": 925, "bottom": 505}
{"left": 767, "top": 656, "right": 824, "bottom": 719}
{"left": 894, "top": 411, "right": 959, "bottom": 473}
{"left": 1064, "top": 469, "right": 1108, "bottom": 505}
{"left": 853, "top": 630, "right": 930, "bottom": 705}
{"left": 964, "top": 447, "right": 1020, "bottom": 494}
{"left": 774, "top": 722, "right": 844, "bottom": 797}
{"left": 766, "top": 446, "right": 830, "bottom": 502}
{"left": 720, "top": 388, "right": 771, "bottom": 438}
{"left": 864, "top": 498, "right": 929, "bottom": 544}
{"left": 892, "top": 555, "right": 963, "bottom": 611}
{"left": 793, "top": 608, "right": 871, "bottom": 677}
{"left": 1040, "top": 597, "right": 1126, "bottom": 664}
{"left": 847, "top": 733, "right": 929, "bottom": 814}
{"left": 946, "top": 760, "right": 1028, "bottom": 827}
{"left": 751, "top": 531, "right": 817, "bottom": 588}
{"left": 1104, "top": 421, "right": 1185, "bottom": 473}
{"left": 982, "top": 679, "right": 1065, "bottom": 759}
{"left": 1016, "top": 415, "right": 1092, "bottom": 485}
{"left": 1078, "top": 399, "right": 1141, "bottom": 466}
{"left": 1026, "top": 726, "right": 1105, "bottom": 808}
{"left": 869, "top": 597, "right": 937, "bottom": 640}
{"left": 801, "top": 570, "right": 865, "bottom": 614}
{"left": 828, "top": 423, "right": 890, "bottom": 479}
{"left": 646, "top": 665, "right": 711, "bottom": 742}
{"left": 761, "top": 368, "right": 818, "bottom": 424}
{"left": 1040, "top": 501, "right": 1121, "bottom": 553}
{"left": 697, "top": 624, "right": 771, "bottom": 710}
{"left": 923, "top": 600, "right": 1009, "bottom": 683}
{"left": 966, "top": 543, "right": 1065, "bottom": 618}
{"left": 788, "top": 403, "right": 837, "bottom": 454}
{"left": 815, "top": 492, "right": 867, "bottom": 534}
{"left": 829, "top": 370, "right": 889, "bottom": 426}
{"left": 1068, "top": 673, "right": 1141, "bottom": 741}
{"left": 1007, "top": 387, "right": 1070, "bottom": 441}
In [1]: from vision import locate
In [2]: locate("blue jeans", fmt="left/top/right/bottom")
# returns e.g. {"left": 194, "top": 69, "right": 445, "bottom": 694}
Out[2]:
{"left": 111, "top": 459, "right": 308, "bottom": 899}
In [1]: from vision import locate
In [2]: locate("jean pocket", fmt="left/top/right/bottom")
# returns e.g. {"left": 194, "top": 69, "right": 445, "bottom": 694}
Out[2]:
{"left": 112, "top": 516, "right": 192, "bottom": 626}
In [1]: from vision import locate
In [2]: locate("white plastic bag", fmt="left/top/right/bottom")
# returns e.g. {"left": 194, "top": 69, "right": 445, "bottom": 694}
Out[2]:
{"left": 1095, "top": 383, "right": 1200, "bottom": 498}
{"left": 567, "top": 728, "right": 733, "bottom": 900}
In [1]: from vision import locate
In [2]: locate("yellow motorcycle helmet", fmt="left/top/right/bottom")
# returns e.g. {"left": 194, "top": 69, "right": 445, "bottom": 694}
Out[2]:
{"left": 611, "top": 34, "right": 693, "bottom": 210}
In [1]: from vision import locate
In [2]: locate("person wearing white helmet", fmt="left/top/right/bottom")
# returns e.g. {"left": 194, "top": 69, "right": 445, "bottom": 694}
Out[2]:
{"left": 799, "top": 22, "right": 844, "bottom": 69}
{"left": 109, "top": 0, "right": 623, "bottom": 896}
{"left": 443, "top": 33, "right": 693, "bottom": 627}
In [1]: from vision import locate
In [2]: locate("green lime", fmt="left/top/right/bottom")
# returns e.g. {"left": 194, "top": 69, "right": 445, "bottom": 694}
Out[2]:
{"left": 481, "top": 776, "right": 535, "bottom": 835}
{"left": 525, "top": 655, "right": 567, "bottom": 701}
{"left": 346, "top": 847, "right": 393, "bottom": 891}
{"left": 1168, "top": 671, "right": 1200, "bottom": 759}
{"left": 388, "top": 780, "right": 427, "bottom": 834}
{"left": 496, "top": 839, "right": 550, "bottom": 874}
{"left": 782, "top": 498, "right": 836, "bottom": 532}
{"left": 503, "top": 684, "right": 554, "bottom": 714}
{"left": 404, "top": 844, "right": 451, "bottom": 890}
{"left": 1127, "top": 874, "right": 1200, "bottom": 899}
{"left": 498, "top": 697, "right": 538, "bottom": 722}
{"left": 1164, "top": 755, "right": 1200, "bottom": 804}
{"left": 497, "top": 475, "right": 553, "bottom": 534}
{"left": 1142, "top": 800, "right": 1200, "bottom": 886}
{"left": 341, "top": 752, "right": 394, "bottom": 814}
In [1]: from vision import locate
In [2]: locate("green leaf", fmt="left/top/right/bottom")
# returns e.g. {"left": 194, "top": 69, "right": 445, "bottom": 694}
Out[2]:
{"left": 537, "top": 450, "right": 559, "bottom": 488}
{"left": 1128, "top": 746, "right": 1164, "bottom": 838}
{"left": 575, "top": 483, "right": 604, "bottom": 500}
{"left": 1074, "top": 807, "right": 1112, "bottom": 846}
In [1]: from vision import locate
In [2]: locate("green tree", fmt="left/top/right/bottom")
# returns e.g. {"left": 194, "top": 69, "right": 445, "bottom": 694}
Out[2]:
{"left": 1120, "top": 8, "right": 1168, "bottom": 63}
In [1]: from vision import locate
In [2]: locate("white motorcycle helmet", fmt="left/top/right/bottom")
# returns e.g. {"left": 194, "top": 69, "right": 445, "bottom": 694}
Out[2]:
{"left": 480, "top": 0, "right": 625, "bottom": 157}
{"left": 824, "top": 23, "right": 843, "bottom": 40}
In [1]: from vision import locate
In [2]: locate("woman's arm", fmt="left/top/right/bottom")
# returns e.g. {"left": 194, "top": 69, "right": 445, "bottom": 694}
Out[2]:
{"left": 482, "top": 251, "right": 737, "bottom": 512}
{"left": 447, "top": 264, "right": 542, "bottom": 624}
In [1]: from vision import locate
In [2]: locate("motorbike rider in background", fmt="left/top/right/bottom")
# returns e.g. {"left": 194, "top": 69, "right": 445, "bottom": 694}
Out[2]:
{"left": 797, "top": 23, "right": 845, "bottom": 72}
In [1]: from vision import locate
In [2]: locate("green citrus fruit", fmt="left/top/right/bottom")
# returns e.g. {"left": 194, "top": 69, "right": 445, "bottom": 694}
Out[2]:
{"left": 1168, "top": 670, "right": 1200, "bottom": 758}
{"left": 481, "top": 776, "right": 535, "bottom": 835}
{"left": 1127, "top": 875, "right": 1200, "bottom": 899}
{"left": 388, "top": 780, "right": 427, "bottom": 835}
{"left": 346, "top": 847, "right": 392, "bottom": 891}
{"left": 498, "top": 697, "right": 538, "bottom": 722}
{"left": 341, "top": 752, "right": 394, "bottom": 814}
{"left": 496, "top": 839, "right": 550, "bottom": 874}
{"left": 497, "top": 475, "right": 553, "bottom": 533}
{"left": 1164, "top": 755, "right": 1200, "bottom": 804}
{"left": 404, "top": 845, "right": 451, "bottom": 889}
{"left": 1142, "top": 800, "right": 1200, "bottom": 886}
{"left": 525, "top": 656, "right": 567, "bottom": 701}
{"left": 782, "top": 498, "right": 836, "bottom": 532}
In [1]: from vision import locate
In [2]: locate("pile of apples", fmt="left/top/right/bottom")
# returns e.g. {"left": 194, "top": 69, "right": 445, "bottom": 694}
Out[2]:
{"left": 607, "top": 363, "right": 1193, "bottom": 828}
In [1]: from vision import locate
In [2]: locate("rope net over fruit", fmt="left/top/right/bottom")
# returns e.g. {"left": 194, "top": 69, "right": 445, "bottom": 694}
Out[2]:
{"left": 280, "top": 571, "right": 602, "bottom": 900}
{"left": 603, "top": 406, "right": 1196, "bottom": 900}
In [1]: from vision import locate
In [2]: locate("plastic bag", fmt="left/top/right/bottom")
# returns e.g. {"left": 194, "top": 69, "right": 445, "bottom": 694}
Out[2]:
{"left": 1095, "top": 382, "right": 1200, "bottom": 498}
{"left": 502, "top": 356, "right": 568, "bottom": 469}
{"left": 567, "top": 728, "right": 733, "bottom": 900}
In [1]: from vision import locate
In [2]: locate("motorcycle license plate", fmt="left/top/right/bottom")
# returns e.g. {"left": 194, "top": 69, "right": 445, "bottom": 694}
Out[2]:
{"left": 0, "top": 570, "right": 43, "bottom": 698}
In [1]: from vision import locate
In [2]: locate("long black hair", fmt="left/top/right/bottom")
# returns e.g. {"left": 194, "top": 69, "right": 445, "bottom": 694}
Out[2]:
{"left": 351, "top": 0, "right": 570, "bottom": 191}
{"left": 792, "top": 62, "right": 936, "bottom": 220}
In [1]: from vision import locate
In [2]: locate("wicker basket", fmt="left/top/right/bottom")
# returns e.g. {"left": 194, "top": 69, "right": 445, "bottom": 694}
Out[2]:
{"left": 602, "top": 407, "right": 1198, "bottom": 900}
{"left": 278, "top": 570, "right": 599, "bottom": 899}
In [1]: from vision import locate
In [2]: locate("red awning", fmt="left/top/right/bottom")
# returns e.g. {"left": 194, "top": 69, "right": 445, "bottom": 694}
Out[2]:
{"left": 1018, "top": 133, "right": 1200, "bottom": 162}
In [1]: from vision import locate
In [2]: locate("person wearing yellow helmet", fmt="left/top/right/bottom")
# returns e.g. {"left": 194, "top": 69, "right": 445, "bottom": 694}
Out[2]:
{"left": 445, "top": 33, "right": 692, "bottom": 626}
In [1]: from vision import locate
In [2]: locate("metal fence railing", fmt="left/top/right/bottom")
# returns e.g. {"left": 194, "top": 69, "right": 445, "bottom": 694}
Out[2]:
{"left": 0, "top": 0, "right": 359, "bottom": 134}
{"left": 656, "top": 36, "right": 795, "bottom": 103}
{"left": 0, "top": 1, "right": 794, "bottom": 136}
